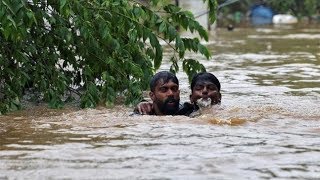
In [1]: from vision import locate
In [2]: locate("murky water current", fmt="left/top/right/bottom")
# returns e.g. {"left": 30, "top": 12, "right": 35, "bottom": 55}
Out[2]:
{"left": 1, "top": 26, "right": 320, "bottom": 179}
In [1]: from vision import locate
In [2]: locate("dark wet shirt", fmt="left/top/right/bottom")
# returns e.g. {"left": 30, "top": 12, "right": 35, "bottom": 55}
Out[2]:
{"left": 175, "top": 102, "right": 199, "bottom": 116}
{"left": 131, "top": 102, "right": 199, "bottom": 116}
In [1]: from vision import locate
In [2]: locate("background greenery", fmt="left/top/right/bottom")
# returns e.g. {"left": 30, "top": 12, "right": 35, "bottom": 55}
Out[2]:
{"left": 0, "top": 0, "right": 217, "bottom": 114}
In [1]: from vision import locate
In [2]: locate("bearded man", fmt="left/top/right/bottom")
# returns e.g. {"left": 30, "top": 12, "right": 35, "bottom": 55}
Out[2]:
{"left": 134, "top": 71, "right": 180, "bottom": 115}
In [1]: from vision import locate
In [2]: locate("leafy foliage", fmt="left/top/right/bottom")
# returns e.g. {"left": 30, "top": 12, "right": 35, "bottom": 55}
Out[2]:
{"left": 0, "top": 0, "right": 217, "bottom": 114}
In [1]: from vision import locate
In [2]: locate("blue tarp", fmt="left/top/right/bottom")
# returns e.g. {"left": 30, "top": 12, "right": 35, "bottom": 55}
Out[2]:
{"left": 250, "top": 5, "right": 273, "bottom": 25}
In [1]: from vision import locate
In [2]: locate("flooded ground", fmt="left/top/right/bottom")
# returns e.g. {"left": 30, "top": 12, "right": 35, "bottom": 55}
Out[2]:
{"left": 1, "top": 26, "right": 320, "bottom": 179}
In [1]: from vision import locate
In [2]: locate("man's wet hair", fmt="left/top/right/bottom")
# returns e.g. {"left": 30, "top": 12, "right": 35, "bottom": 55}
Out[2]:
{"left": 150, "top": 71, "right": 179, "bottom": 92}
{"left": 191, "top": 72, "right": 221, "bottom": 92}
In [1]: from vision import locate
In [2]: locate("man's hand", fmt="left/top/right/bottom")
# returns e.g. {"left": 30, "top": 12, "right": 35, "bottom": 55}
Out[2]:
{"left": 136, "top": 101, "right": 153, "bottom": 115}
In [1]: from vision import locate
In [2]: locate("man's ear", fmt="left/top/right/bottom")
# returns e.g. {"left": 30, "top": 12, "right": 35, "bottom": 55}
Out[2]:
{"left": 149, "top": 91, "right": 155, "bottom": 101}
{"left": 189, "top": 94, "right": 194, "bottom": 103}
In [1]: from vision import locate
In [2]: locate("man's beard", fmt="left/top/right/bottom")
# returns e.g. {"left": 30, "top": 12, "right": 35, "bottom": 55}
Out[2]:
{"left": 156, "top": 96, "right": 180, "bottom": 115}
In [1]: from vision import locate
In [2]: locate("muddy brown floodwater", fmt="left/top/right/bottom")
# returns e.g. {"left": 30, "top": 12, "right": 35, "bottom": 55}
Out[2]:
{"left": 1, "top": 26, "right": 320, "bottom": 179}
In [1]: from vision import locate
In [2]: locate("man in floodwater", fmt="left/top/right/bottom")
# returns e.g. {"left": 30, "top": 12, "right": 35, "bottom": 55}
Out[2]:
{"left": 134, "top": 72, "right": 221, "bottom": 116}
{"left": 177, "top": 72, "right": 221, "bottom": 116}
{"left": 134, "top": 71, "right": 180, "bottom": 115}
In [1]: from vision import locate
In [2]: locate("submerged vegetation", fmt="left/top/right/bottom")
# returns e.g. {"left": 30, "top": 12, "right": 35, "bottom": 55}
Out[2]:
{"left": 0, "top": 0, "right": 217, "bottom": 114}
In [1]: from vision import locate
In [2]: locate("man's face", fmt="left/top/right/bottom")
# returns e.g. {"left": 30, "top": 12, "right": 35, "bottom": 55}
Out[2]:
{"left": 190, "top": 81, "right": 221, "bottom": 105}
{"left": 150, "top": 79, "right": 180, "bottom": 115}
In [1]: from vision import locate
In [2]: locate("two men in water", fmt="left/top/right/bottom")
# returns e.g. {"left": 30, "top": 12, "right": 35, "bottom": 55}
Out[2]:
{"left": 134, "top": 71, "right": 221, "bottom": 116}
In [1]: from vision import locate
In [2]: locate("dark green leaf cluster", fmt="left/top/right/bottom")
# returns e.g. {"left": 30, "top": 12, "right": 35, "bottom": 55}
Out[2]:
{"left": 0, "top": 0, "right": 217, "bottom": 114}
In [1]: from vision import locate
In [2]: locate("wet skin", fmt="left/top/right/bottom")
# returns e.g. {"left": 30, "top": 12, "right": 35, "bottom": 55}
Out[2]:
{"left": 190, "top": 81, "right": 221, "bottom": 105}
{"left": 149, "top": 80, "right": 180, "bottom": 115}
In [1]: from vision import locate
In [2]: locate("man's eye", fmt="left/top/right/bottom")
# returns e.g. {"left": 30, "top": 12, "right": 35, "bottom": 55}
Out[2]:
{"left": 171, "top": 86, "right": 178, "bottom": 92}
{"left": 207, "top": 85, "right": 218, "bottom": 91}
{"left": 159, "top": 87, "right": 167, "bottom": 92}
{"left": 195, "top": 85, "right": 203, "bottom": 90}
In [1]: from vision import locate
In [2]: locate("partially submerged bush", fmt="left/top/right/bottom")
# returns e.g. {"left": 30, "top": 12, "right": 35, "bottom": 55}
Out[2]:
{"left": 0, "top": 0, "right": 217, "bottom": 114}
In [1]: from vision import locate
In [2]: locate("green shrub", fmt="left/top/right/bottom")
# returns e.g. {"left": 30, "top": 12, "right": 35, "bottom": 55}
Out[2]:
{"left": 0, "top": 0, "right": 217, "bottom": 114}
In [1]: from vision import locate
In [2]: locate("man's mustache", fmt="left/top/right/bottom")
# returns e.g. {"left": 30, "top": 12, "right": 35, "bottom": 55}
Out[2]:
{"left": 164, "top": 96, "right": 179, "bottom": 104}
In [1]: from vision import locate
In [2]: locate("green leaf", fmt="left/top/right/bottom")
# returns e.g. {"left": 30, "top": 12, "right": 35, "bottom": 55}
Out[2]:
{"left": 197, "top": 24, "right": 208, "bottom": 41}
{"left": 159, "top": 21, "right": 166, "bottom": 33}
{"left": 169, "top": 56, "right": 179, "bottom": 73}
{"left": 128, "top": 29, "right": 137, "bottom": 41}
{"left": 176, "top": 36, "right": 185, "bottom": 58}
{"left": 149, "top": 33, "right": 158, "bottom": 48}
{"left": 133, "top": 6, "right": 141, "bottom": 17}
{"left": 26, "top": 10, "right": 38, "bottom": 25}
{"left": 181, "top": 16, "right": 189, "bottom": 30}
{"left": 168, "top": 25, "right": 176, "bottom": 42}
{"left": 142, "top": 29, "right": 150, "bottom": 42}
{"left": 207, "top": 0, "right": 218, "bottom": 24}
{"left": 60, "top": 0, "right": 67, "bottom": 10}
{"left": 154, "top": 45, "right": 162, "bottom": 70}
{"left": 2, "top": 0, "right": 14, "bottom": 14}
{"left": 66, "top": 32, "right": 72, "bottom": 42}
{"left": 182, "top": 59, "right": 206, "bottom": 82}
{"left": 146, "top": 48, "right": 155, "bottom": 59}
{"left": 21, "top": 71, "right": 30, "bottom": 81}
{"left": 6, "top": 15, "right": 17, "bottom": 29}
{"left": 198, "top": 44, "right": 211, "bottom": 59}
